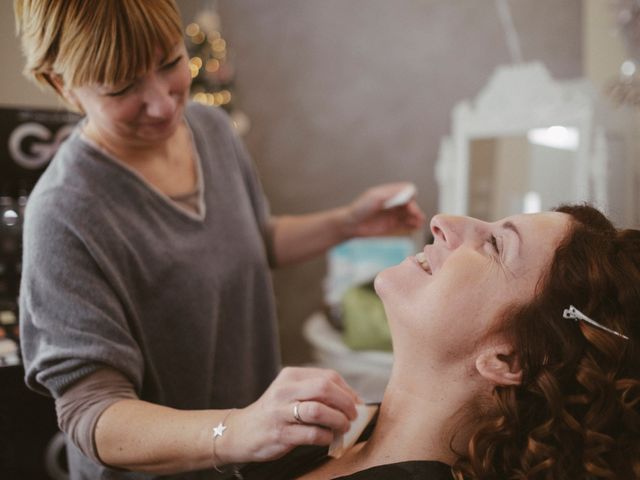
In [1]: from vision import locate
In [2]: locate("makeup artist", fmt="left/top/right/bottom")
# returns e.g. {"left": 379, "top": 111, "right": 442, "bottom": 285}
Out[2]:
{"left": 14, "top": 1, "right": 425, "bottom": 479}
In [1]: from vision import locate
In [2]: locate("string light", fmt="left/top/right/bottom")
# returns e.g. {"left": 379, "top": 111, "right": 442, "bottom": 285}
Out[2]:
{"left": 205, "top": 59, "right": 220, "bottom": 73}
{"left": 185, "top": 23, "right": 200, "bottom": 37}
{"left": 186, "top": 8, "right": 250, "bottom": 135}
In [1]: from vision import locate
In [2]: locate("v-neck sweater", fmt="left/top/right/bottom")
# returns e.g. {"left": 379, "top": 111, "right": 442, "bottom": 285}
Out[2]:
{"left": 19, "top": 103, "right": 281, "bottom": 479}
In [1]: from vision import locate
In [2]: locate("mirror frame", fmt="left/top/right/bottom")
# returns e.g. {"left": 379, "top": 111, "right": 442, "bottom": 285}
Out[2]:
{"left": 436, "top": 62, "right": 608, "bottom": 217}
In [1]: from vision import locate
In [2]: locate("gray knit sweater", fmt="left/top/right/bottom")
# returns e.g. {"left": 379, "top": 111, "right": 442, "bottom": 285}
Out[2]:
{"left": 19, "top": 103, "right": 281, "bottom": 479}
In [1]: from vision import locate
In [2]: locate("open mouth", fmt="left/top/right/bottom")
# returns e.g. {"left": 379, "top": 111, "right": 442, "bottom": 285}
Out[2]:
{"left": 415, "top": 252, "right": 432, "bottom": 274}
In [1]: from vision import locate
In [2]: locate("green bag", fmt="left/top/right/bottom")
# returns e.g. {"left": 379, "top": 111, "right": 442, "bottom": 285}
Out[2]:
{"left": 341, "top": 283, "right": 392, "bottom": 352}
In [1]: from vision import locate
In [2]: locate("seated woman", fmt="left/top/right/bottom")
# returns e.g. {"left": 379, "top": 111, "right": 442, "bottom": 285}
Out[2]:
{"left": 234, "top": 204, "right": 640, "bottom": 479}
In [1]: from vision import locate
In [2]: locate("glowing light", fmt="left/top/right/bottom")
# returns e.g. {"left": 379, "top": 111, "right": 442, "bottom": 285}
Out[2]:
{"left": 2, "top": 209, "right": 18, "bottom": 227}
{"left": 190, "top": 57, "right": 203, "bottom": 69}
{"left": 527, "top": 125, "right": 579, "bottom": 151}
{"left": 523, "top": 191, "right": 542, "bottom": 214}
{"left": 193, "top": 92, "right": 208, "bottom": 104}
{"left": 192, "top": 32, "right": 206, "bottom": 44}
{"left": 212, "top": 38, "right": 226, "bottom": 52}
{"left": 621, "top": 60, "right": 637, "bottom": 77}
{"left": 219, "top": 90, "right": 232, "bottom": 104}
{"left": 205, "top": 59, "right": 220, "bottom": 72}
{"left": 185, "top": 23, "right": 200, "bottom": 37}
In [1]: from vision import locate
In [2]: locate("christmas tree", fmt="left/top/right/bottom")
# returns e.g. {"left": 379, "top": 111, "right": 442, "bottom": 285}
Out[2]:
{"left": 185, "top": 9, "right": 250, "bottom": 134}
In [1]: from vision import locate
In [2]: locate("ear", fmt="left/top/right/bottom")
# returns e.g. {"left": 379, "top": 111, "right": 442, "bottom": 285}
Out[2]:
{"left": 44, "top": 73, "right": 65, "bottom": 96}
{"left": 45, "top": 73, "right": 83, "bottom": 113}
{"left": 475, "top": 344, "right": 523, "bottom": 386}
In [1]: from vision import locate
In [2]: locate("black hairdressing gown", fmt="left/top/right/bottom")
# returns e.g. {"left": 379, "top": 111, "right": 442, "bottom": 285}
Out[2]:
{"left": 234, "top": 408, "right": 453, "bottom": 479}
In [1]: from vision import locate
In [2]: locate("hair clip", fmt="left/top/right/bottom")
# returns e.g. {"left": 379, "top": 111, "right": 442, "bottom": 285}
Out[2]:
{"left": 563, "top": 305, "right": 629, "bottom": 340}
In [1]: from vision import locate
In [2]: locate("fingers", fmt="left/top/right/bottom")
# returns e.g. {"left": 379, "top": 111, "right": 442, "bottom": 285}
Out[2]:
{"left": 278, "top": 367, "right": 360, "bottom": 419}
{"left": 268, "top": 367, "right": 360, "bottom": 435}
{"left": 371, "top": 184, "right": 424, "bottom": 227}
{"left": 281, "top": 367, "right": 361, "bottom": 403}
{"left": 374, "top": 181, "right": 416, "bottom": 200}
{"left": 230, "top": 407, "right": 335, "bottom": 463}
{"left": 400, "top": 200, "right": 426, "bottom": 228}
{"left": 236, "top": 368, "right": 361, "bottom": 463}
{"left": 407, "top": 200, "right": 425, "bottom": 220}
{"left": 292, "top": 400, "right": 351, "bottom": 433}
{"left": 278, "top": 423, "right": 334, "bottom": 448}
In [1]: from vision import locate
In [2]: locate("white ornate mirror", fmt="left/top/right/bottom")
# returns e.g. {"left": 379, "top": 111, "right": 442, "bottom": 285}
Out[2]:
{"left": 436, "top": 62, "right": 636, "bottom": 225}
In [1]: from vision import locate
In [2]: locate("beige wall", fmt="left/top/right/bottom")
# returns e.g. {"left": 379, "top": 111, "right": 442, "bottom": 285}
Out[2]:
{"left": 200, "top": 0, "right": 584, "bottom": 364}
{"left": 583, "top": 0, "right": 640, "bottom": 228}
{"left": 0, "top": 6, "right": 61, "bottom": 109}
{"left": 583, "top": 0, "right": 626, "bottom": 88}
{"left": 1, "top": 1, "right": 586, "bottom": 364}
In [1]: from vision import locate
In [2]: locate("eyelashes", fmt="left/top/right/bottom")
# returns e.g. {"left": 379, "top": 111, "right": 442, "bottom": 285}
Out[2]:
{"left": 489, "top": 234, "right": 500, "bottom": 254}
{"left": 107, "top": 84, "right": 133, "bottom": 97}
{"left": 162, "top": 56, "right": 182, "bottom": 70}
{"left": 105, "top": 56, "right": 183, "bottom": 97}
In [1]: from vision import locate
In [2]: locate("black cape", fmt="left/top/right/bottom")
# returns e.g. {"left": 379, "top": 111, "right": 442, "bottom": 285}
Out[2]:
{"left": 236, "top": 407, "right": 453, "bottom": 479}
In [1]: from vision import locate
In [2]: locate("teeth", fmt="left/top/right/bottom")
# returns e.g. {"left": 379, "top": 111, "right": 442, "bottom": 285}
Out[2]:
{"left": 415, "top": 252, "right": 432, "bottom": 274}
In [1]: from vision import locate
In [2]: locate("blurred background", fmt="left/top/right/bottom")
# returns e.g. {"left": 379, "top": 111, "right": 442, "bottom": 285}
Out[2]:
{"left": 176, "top": 0, "right": 587, "bottom": 365}
{"left": 0, "top": 0, "right": 637, "bottom": 365}
{"left": 2, "top": 2, "right": 639, "bottom": 477}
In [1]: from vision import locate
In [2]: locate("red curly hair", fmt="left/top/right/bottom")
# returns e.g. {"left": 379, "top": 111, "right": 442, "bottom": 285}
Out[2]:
{"left": 454, "top": 204, "right": 640, "bottom": 479}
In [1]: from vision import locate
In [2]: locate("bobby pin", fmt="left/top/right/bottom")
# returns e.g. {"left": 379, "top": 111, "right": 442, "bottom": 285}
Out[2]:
{"left": 563, "top": 305, "right": 629, "bottom": 340}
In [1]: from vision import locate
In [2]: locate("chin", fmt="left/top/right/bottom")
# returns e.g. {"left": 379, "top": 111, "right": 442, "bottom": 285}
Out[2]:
{"left": 373, "top": 269, "right": 391, "bottom": 298}
{"left": 373, "top": 268, "right": 404, "bottom": 312}
{"left": 140, "top": 119, "right": 179, "bottom": 141}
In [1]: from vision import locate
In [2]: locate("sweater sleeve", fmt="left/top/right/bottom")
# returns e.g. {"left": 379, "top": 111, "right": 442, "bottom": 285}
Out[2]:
{"left": 19, "top": 187, "right": 145, "bottom": 398}
{"left": 55, "top": 367, "right": 137, "bottom": 464}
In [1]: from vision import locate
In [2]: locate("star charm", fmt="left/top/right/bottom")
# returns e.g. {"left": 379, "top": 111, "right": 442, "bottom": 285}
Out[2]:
{"left": 213, "top": 422, "right": 227, "bottom": 438}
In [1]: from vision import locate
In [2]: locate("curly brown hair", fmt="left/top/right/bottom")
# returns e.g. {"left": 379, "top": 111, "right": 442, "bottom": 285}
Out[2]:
{"left": 454, "top": 204, "right": 640, "bottom": 479}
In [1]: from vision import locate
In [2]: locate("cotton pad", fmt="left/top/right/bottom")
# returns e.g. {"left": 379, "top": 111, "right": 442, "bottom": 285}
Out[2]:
{"left": 383, "top": 184, "right": 416, "bottom": 209}
{"left": 328, "top": 404, "right": 379, "bottom": 458}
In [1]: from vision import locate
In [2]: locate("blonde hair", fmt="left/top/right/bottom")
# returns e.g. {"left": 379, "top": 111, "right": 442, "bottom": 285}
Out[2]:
{"left": 14, "top": 0, "right": 184, "bottom": 91}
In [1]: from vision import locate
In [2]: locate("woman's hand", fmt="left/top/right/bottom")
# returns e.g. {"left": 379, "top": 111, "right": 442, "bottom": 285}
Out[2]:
{"left": 220, "top": 367, "right": 361, "bottom": 464}
{"left": 342, "top": 182, "right": 426, "bottom": 238}
{"left": 268, "top": 182, "right": 425, "bottom": 267}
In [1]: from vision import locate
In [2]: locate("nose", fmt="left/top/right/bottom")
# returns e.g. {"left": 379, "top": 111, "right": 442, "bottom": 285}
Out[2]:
{"left": 430, "top": 214, "right": 485, "bottom": 249}
{"left": 142, "top": 74, "right": 176, "bottom": 119}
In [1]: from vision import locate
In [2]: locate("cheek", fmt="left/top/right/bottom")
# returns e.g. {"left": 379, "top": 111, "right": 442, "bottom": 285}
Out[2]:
{"left": 383, "top": 259, "right": 498, "bottom": 332}
{"left": 374, "top": 260, "right": 425, "bottom": 310}
{"left": 171, "top": 65, "right": 192, "bottom": 95}
{"left": 426, "top": 256, "right": 491, "bottom": 312}
{"left": 375, "top": 262, "right": 435, "bottom": 331}
{"left": 95, "top": 100, "right": 141, "bottom": 126}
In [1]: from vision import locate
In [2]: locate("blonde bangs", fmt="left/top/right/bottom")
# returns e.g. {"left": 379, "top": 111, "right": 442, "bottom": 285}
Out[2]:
{"left": 55, "top": 0, "right": 183, "bottom": 89}
{"left": 15, "top": 0, "right": 68, "bottom": 88}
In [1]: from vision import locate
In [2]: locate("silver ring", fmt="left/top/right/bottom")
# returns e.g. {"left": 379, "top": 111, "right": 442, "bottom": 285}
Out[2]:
{"left": 293, "top": 401, "right": 304, "bottom": 424}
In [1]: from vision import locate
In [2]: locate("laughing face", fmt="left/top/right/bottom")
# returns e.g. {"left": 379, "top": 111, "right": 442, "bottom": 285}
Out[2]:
{"left": 68, "top": 42, "right": 192, "bottom": 151}
{"left": 374, "top": 212, "right": 571, "bottom": 363}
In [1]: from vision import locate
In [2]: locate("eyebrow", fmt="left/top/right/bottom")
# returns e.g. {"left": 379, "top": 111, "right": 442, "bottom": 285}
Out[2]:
{"left": 502, "top": 220, "right": 520, "bottom": 237}
{"left": 159, "top": 52, "right": 174, "bottom": 64}
{"left": 159, "top": 44, "right": 181, "bottom": 65}
{"left": 501, "top": 220, "right": 522, "bottom": 256}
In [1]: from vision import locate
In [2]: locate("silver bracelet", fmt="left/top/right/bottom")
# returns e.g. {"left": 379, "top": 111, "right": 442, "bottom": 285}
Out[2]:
{"left": 212, "top": 408, "right": 240, "bottom": 474}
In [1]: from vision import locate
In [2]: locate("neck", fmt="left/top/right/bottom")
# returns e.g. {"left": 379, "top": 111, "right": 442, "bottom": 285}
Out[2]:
{"left": 357, "top": 360, "right": 482, "bottom": 467}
